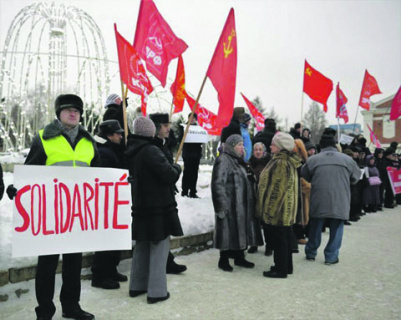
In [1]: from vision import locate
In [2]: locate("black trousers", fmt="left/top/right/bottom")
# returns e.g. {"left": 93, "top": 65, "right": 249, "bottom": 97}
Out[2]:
{"left": 91, "top": 250, "right": 121, "bottom": 281}
{"left": 182, "top": 157, "right": 200, "bottom": 195}
{"left": 35, "top": 253, "right": 82, "bottom": 318}
{"left": 267, "top": 225, "right": 293, "bottom": 275}
{"left": 384, "top": 180, "right": 394, "bottom": 207}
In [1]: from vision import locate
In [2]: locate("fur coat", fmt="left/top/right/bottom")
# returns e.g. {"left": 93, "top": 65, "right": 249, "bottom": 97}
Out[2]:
{"left": 257, "top": 150, "right": 301, "bottom": 226}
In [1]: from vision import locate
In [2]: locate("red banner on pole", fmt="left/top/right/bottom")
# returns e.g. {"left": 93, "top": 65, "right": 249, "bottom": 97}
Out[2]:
{"left": 390, "top": 86, "right": 401, "bottom": 121}
{"left": 133, "top": 0, "right": 188, "bottom": 87}
{"left": 115, "top": 24, "right": 153, "bottom": 115}
{"left": 186, "top": 95, "right": 221, "bottom": 135}
{"left": 240, "top": 93, "right": 265, "bottom": 130}
{"left": 358, "top": 70, "right": 381, "bottom": 110}
{"left": 336, "top": 83, "right": 349, "bottom": 123}
{"left": 366, "top": 123, "right": 381, "bottom": 148}
{"left": 170, "top": 55, "right": 186, "bottom": 114}
{"left": 303, "top": 60, "right": 333, "bottom": 113}
{"left": 206, "top": 8, "right": 237, "bottom": 127}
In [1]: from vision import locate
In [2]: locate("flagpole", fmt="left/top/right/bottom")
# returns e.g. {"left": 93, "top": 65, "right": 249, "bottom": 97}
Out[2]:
{"left": 174, "top": 74, "right": 208, "bottom": 163}
{"left": 120, "top": 81, "right": 129, "bottom": 144}
{"left": 352, "top": 107, "right": 359, "bottom": 135}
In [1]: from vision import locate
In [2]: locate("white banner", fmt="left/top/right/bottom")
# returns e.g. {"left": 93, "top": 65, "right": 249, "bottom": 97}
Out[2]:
{"left": 182, "top": 124, "right": 208, "bottom": 143}
{"left": 12, "top": 165, "right": 132, "bottom": 257}
{"left": 339, "top": 134, "right": 354, "bottom": 145}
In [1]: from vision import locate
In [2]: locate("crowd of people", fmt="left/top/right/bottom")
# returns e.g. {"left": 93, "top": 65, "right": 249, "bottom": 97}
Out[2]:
{"left": 212, "top": 107, "right": 400, "bottom": 280}
{"left": 4, "top": 95, "right": 400, "bottom": 320}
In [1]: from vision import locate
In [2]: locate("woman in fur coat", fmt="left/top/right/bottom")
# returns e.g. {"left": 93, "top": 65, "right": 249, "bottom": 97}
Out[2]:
{"left": 257, "top": 132, "right": 301, "bottom": 278}
{"left": 211, "top": 134, "right": 263, "bottom": 272}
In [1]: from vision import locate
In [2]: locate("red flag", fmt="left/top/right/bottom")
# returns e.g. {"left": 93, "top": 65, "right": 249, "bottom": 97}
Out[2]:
{"left": 170, "top": 55, "right": 186, "bottom": 114}
{"left": 390, "top": 86, "right": 401, "bottom": 121}
{"left": 303, "top": 60, "right": 333, "bottom": 113}
{"left": 133, "top": 0, "right": 188, "bottom": 87}
{"left": 366, "top": 124, "right": 381, "bottom": 148}
{"left": 206, "top": 8, "right": 237, "bottom": 127}
{"left": 336, "top": 83, "right": 349, "bottom": 124}
{"left": 186, "top": 95, "right": 221, "bottom": 135}
{"left": 358, "top": 70, "right": 381, "bottom": 110}
{"left": 240, "top": 93, "right": 265, "bottom": 130}
{"left": 115, "top": 24, "right": 153, "bottom": 115}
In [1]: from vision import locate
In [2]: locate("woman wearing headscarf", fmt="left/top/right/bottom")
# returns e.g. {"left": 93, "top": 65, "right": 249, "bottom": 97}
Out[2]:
{"left": 211, "top": 134, "right": 263, "bottom": 272}
{"left": 248, "top": 142, "right": 271, "bottom": 255}
{"left": 257, "top": 132, "right": 301, "bottom": 278}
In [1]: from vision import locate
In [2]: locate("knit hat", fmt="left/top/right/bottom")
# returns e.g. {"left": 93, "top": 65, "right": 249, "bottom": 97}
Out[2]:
{"left": 133, "top": 116, "right": 156, "bottom": 137}
{"left": 319, "top": 133, "right": 336, "bottom": 149}
{"left": 99, "top": 120, "right": 124, "bottom": 136}
{"left": 272, "top": 132, "right": 295, "bottom": 151}
{"left": 264, "top": 118, "right": 276, "bottom": 130}
{"left": 243, "top": 113, "right": 252, "bottom": 123}
{"left": 55, "top": 94, "right": 83, "bottom": 118}
{"left": 226, "top": 134, "right": 243, "bottom": 148}
{"left": 304, "top": 141, "right": 316, "bottom": 151}
{"left": 105, "top": 93, "right": 121, "bottom": 108}
{"left": 294, "top": 122, "right": 301, "bottom": 130}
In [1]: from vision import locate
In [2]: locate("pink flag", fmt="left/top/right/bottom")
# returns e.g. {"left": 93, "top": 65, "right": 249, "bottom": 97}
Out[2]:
{"left": 115, "top": 24, "right": 153, "bottom": 115}
{"left": 358, "top": 70, "right": 381, "bottom": 110}
{"left": 336, "top": 83, "right": 349, "bottom": 124}
{"left": 366, "top": 124, "right": 381, "bottom": 148}
{"left": 240, "top": 93, "right": 265, "bottom": 130}
{"left": 186, "top": 95, "right": 222, "bottom": 136}
{"left": 133, "top": 0, "right": 188, "bottom": 87}
{"left": 390, "top": 86, "right": 401, "bottom": 121}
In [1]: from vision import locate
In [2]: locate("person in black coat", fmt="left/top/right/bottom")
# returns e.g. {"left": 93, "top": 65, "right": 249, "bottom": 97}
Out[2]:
{"left": 126, "top": 116, "right": 183, "bottom": 304}
{"left": 253, "top": 118, "right": 277, "bottom": 150}
{"left": 220, "top": 107, "right": 244, "bottom": 143}
{"left": 378, "top": 147, "right": 399, "bottom": 208}
{"left": 91, "top": 120, "right": 128, "bottom": 290}
{"left": 179, "top": 113, "right": 203, "bottom": 198}
{"left": 149, "top": 113, "right": 188, "bottom": 274}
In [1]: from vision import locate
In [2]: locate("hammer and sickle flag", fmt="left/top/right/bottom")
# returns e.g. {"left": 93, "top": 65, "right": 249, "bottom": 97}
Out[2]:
{"left": 206, "top": 8, "right": 237, "bottom": 128}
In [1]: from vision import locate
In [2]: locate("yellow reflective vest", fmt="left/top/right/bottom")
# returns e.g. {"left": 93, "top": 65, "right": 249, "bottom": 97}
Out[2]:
{"left": 39, "top": 129, "right": 94, "bottom": 167}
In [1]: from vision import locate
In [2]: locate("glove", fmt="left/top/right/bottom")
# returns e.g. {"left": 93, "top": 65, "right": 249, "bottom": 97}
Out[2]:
{"left": 173, "top": 163, "right": 182, "bottom": 175}
{"left": 215, "top": 211, "right": 227, "bottom": 219}
{"left": 6, "top": 184, "right": 17, "bottom": 200}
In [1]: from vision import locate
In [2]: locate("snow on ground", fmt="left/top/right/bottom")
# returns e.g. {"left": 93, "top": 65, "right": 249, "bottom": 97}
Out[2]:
{"left": 0, "top": 164, "right": 215, "bottom": 270}
{"left": 1, "top": 207, "right": 401, "bottom": 320}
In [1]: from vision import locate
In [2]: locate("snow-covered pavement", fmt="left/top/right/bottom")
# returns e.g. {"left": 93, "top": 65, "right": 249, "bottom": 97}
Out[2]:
{"left": 1, "top": 206, "right": 401, "bottom": 320}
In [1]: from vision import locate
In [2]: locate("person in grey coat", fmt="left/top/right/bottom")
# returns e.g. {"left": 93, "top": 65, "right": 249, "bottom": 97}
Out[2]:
{"left": 301, "top": 131, "right": 361, "bottom": 265}
{"left": 211, "top": 134, "right": 263, "bottom": 272}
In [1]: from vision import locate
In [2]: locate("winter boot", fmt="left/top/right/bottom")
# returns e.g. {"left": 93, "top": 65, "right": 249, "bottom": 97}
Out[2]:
{"left": 166, "top": 252, "right": 187, "bottom": 274}
{"left": 218, "top": 251, "right": 233, "bottom": 272}
{"left": 234, "top": 250, "right": 255, "bottom": 268}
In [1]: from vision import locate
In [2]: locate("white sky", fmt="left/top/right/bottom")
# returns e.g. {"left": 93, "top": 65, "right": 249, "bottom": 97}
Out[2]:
{"left": 0, "top": 0, "right": 400, "bottom": 127}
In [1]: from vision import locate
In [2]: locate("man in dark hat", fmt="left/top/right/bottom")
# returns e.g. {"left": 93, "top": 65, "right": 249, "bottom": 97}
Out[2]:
{"left": 149, "top": 113, "right": 187, "bottom": 274}
{"left": 91, "top": 120, "right": 128, "bottom": 290}
{"left": 179, "top": 113, "right": 203, "bottom": 198}
{"left": 253, "top": 118, "right": 277, "bottom": 151}
{"left": 302, "top": 130, "right": 361, "bottom": 265}
{"left": 17, "top": 94, "right": 97, "bottom": 320}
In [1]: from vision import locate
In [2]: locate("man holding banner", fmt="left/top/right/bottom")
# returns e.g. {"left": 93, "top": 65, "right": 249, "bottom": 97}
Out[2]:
{"left": 25, "top": 94, "right": 98, "bottom": 320}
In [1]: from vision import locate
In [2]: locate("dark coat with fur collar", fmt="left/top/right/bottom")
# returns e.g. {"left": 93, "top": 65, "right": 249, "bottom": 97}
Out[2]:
{"left": 211, "top": 146, "right": 263, "bottom": 250}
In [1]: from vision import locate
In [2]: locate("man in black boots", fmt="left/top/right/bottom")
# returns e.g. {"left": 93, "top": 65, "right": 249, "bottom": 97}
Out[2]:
{"left": 149, "top": 113, "right": 187, "bottom": 274}
{"left": 179, "top": 113, "right": 203, "bottom": 198}
{"left": 91, "top": 120, "right": 128, "bottom": 289}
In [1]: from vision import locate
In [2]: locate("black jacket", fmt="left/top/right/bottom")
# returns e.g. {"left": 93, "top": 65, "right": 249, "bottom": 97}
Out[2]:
{"left": 253, "top": 128, "right": 275, "bottom": 151}
{"left": 95, "top": 135, "right": 123, "bottom": 169}
{"left": 179, "top": 124, "right": 202, "bottom": 159}
{"left": 220, "top": 118, "right": 241, "bottom": 143}
{"left": 125, "top": 134, "right": 183, "bottom": 240}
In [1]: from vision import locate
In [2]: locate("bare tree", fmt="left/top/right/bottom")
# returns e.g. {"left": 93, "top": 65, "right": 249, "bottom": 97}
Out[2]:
{"left": 303, "top": 102, "right": 327, "bottom": 144}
